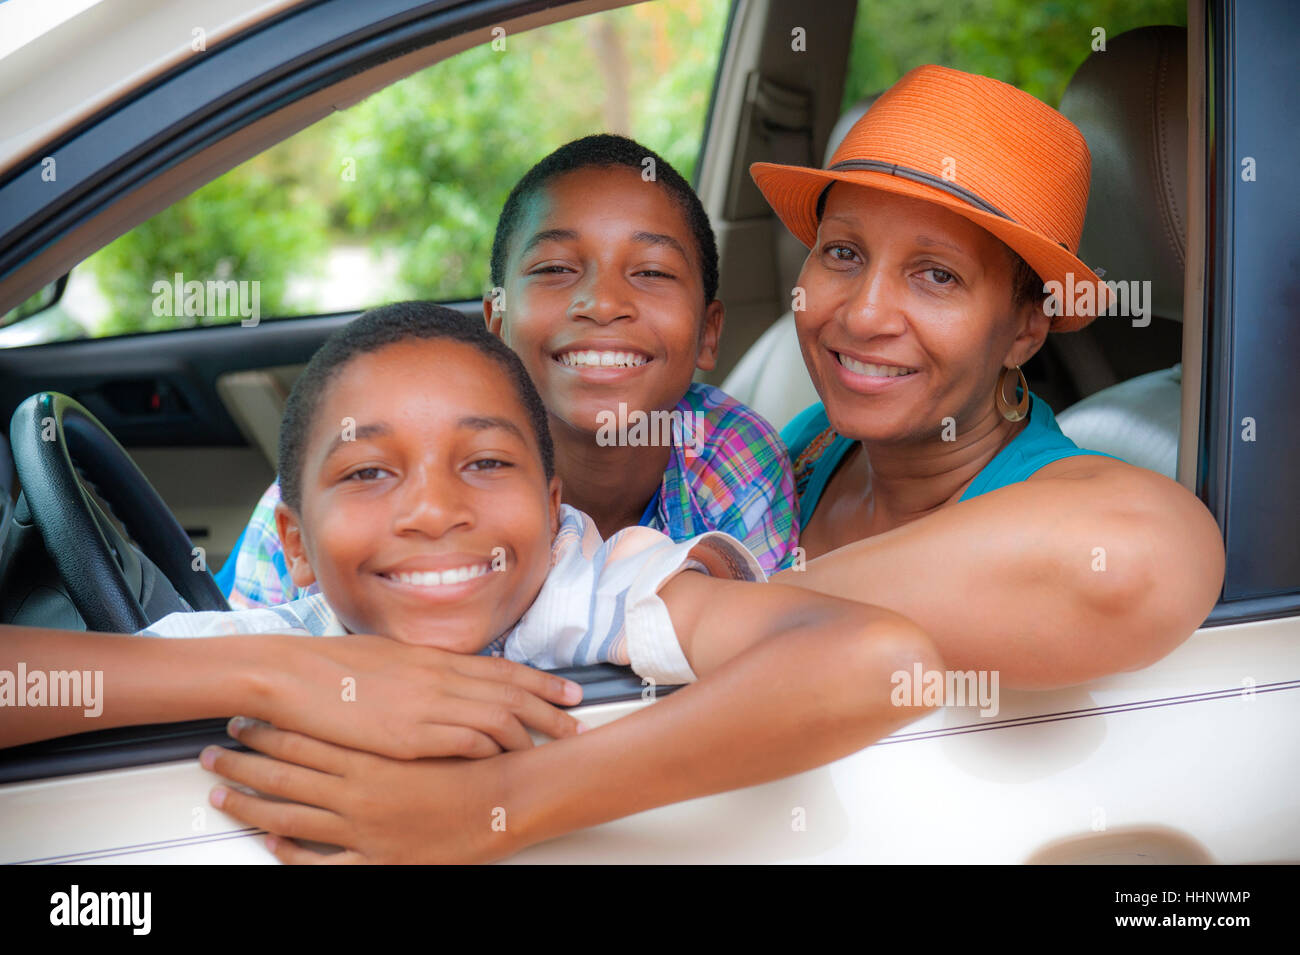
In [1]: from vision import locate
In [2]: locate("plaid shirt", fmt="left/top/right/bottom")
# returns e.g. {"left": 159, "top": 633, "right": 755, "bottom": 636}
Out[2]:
{"left": 220, "top": 383, "right": 796, "bottom": 609}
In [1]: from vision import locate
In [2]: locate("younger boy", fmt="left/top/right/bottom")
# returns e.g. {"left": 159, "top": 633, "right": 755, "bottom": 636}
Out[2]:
{"left": 147, "top": 302, "right": 770, "bottom": 689}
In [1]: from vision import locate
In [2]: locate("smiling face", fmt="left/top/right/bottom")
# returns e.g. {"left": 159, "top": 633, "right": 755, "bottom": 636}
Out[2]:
{"left": 274, "top": 340, "right": 561, "bottom": 651}
{"left": 488, "top": 165, "right": 723, "bottom": 433}
{"left": 796, "top": 185, "right": 1049, "bottom": 443}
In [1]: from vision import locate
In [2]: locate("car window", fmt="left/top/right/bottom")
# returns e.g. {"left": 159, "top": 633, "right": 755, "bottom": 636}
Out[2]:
{"left": 842, "top": 0, "right": 1187, "bottom": 111}
{"left": 0, "top": 0, "right": 728, "bottom": 346}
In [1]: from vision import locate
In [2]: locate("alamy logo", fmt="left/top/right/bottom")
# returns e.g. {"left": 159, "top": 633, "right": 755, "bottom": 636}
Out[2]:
{"left": 595, "top": 403, "right": 706, "bottom": 459}
{"left": 890, "top": 663, "right": 1000, "bottom": 717}
{"left": 152, "top": 272, "right": 261, "bottom": 326}
{"left": 50, "top": 885, "right": 151, "bottom": 935}
{"left": 1042, "top": 272, "right": 1153, "bottom": 327}
{"left": 0, "top": 663, "right": 102, "bottom": 717}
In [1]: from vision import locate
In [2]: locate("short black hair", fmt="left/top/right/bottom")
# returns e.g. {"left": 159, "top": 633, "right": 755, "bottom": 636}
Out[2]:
{"left": 278, "top": 301, "right": 554, "bottom": 512}
{"left": 815, "top": 182, "right": 1046, "bottom": 309}
{"left": 489, "top": 134, "right": 719, "bottom": 305}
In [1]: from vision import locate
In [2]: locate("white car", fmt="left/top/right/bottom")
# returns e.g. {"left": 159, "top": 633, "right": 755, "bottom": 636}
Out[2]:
{"left": 0, "top": 0, "right": 1297, "bottom": 866}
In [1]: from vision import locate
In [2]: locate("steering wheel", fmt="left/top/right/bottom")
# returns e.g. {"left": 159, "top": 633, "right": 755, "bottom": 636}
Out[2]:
{"left": 9, "top": 392, "right": 230, "bottom": 632}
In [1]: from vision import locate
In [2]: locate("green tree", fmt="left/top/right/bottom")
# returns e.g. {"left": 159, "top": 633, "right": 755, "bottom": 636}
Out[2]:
{"left": 70, "top": 0, "right": 727, "bottom": 332}
{"left": 85, "top": 151, "right": 328, "bottom": 334}
{"left": 843, "top": 0, "right": 1186, "bottom": 110}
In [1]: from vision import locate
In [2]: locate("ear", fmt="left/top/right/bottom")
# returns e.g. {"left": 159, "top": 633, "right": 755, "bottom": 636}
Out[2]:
{"left": 274, "top": 501, "right": 318, "bottom": 590}
{"left": 1004, "top": 298, "right": 1050, "bottom": 368}
{"left": 547, "top": 475, "right": 563, "bottom": 536}
{"left": 694, "top": 299, "right": 726, "bottom": 373}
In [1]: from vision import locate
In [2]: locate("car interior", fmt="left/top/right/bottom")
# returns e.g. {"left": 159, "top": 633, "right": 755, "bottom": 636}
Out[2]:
{"left": 0, "top": 2, "right": 1195, "bottom": 642}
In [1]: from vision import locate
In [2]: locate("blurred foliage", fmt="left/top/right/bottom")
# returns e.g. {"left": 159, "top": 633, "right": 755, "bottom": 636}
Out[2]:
{"left": 843, "top": 0, "right": 1187, "bottom": 110}
{"left": 87, "top": 158, "right": 328, "bottom": 335}
{"left": 75, "top": 0, "right": 727, "bottom": 335}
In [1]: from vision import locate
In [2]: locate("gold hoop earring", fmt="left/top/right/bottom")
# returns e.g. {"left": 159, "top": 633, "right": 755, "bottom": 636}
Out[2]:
{"left": 995, "top": 365, "right": 1029, "bottom": 421}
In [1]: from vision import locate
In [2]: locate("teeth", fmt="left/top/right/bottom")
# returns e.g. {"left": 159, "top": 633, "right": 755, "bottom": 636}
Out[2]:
{"left": 557, "top": 350, "right": 648, "bottom": 368}
{"left": 837, "top": 353, "right": 917, "bottom": 378}
{"left": 385, "top": 564, "right": 491, "bottom": 587}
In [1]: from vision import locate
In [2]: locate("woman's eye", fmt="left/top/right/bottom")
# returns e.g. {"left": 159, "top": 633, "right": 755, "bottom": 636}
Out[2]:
{"left": 926, "top": 268, "right": 956, "bottom": 285}
{"left": 636, "top": 269, "right": 675, "bottom": 279}
{"left": 529, "top": 265, "right": 573, "bottom": 275}
{"left": 346, "top": 467, "right": 390, "bottom": 481}
{"left": 824, "top": 243, "right": 858, "bottom": 262}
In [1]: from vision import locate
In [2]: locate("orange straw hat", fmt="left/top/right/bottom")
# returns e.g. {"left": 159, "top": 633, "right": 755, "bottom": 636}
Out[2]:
{"left": 750, "top": 64, "right": 1108, "bottom": 331}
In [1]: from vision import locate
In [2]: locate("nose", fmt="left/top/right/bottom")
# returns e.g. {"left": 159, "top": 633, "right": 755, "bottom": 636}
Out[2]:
{"left": 390, "top": 460, "right": 474, "bottom": 539}
{"left": 570, "top": 263, "right": 633, "bottom": 325}
{"left": 838, "top": 261, "right": 908, "bottom": 340}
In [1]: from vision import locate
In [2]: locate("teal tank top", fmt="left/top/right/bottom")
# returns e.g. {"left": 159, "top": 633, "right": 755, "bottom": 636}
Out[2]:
{"left": 781, "top": 391, "right": 1121, "bottom": 532}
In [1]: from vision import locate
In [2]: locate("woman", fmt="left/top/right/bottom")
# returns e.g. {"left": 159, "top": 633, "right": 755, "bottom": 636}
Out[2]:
{"left": 755, "top": 65, "right": 1223, "bottom": 687}
{"left": 196, "top": 66, "right": 1225, "bottom": 861}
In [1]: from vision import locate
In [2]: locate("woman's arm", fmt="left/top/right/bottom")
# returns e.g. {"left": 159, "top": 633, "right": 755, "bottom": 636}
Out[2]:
{"left": 0, "top": 625, "right": 583, "bottom": 753}
{"left": 778, "top": 457, "right": 1226, "bottom": 689}
{"left": 201, "top": 585, "right": 943, "bottom": 863}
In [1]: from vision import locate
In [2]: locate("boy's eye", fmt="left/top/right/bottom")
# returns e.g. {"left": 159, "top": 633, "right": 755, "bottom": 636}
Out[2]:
{"left": 345, "top": 466, "right": 391, "bottom": 481}
{"left": 466, "top": 458, "right": 512, "bottom": 472}
{"left": 635, "top": 269, "right": 676, "bottom": 279}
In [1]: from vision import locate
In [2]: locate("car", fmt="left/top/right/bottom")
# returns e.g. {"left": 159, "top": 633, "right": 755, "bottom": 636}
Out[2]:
{"left": 0, "top": 0, "right": 1297, "bottom": 865}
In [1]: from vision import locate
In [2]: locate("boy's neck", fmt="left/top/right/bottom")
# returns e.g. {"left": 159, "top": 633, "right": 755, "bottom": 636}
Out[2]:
{"left": 549, "top": 413, "right": 669, "bottom": 539}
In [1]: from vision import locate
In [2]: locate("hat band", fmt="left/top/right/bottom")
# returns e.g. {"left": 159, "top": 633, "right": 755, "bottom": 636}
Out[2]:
{"left": 827, "top": 159, "right": 1013, "bottom": 221}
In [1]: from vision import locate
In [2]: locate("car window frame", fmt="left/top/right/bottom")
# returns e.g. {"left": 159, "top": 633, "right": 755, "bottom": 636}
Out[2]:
{"left": 1198, "top": 0, "right": 1300, "bottom": 625}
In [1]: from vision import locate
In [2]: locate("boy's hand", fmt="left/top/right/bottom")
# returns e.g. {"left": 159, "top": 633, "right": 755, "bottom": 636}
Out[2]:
{"left": 253, "top": 633, "right": 584, "bottom": 760}
{"left": 202, "top": 720, "right": 514, "bottom": 864}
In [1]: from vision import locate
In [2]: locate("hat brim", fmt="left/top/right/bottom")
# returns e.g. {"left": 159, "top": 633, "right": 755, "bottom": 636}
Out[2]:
{"left": 750, "top": 161, "right": 1108, "bottom": 332}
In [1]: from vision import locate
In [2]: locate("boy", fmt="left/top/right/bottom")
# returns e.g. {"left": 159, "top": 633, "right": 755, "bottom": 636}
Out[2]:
{"left": 218, "top": 136, "right": 797, "bottom": 611}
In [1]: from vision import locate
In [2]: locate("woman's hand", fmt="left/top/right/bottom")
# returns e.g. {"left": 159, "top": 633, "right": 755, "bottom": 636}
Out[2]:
{"left": 202, "top": 719, "right": 513, "bottom": 864}
{"left": 253, "top": 633, "right": 584, "bottom": 760}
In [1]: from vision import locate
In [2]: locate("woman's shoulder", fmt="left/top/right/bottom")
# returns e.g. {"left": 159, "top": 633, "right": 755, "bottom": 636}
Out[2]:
{"left": 966, "top": 391, "right": 1126, "bottom": 499}
{"left": 1019, "top": 392, "right": 1125, "bottom": 465}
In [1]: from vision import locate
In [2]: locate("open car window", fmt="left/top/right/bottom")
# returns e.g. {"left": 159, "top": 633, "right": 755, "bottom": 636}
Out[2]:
{"left": 0, "top": 0, "right": 728, "bottom": 346}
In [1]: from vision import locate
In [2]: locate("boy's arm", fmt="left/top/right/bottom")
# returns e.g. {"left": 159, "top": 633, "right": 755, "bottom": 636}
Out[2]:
{"left": 206, "top": 578, "right": 943, "bottom": 863}
{"left": 0, "top": 624, "right": 583, "bottom": 754}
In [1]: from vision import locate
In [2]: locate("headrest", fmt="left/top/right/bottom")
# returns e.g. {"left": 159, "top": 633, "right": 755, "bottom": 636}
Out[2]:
{"left": 1059, "top": 26, "right": 1188, "bottom": 322}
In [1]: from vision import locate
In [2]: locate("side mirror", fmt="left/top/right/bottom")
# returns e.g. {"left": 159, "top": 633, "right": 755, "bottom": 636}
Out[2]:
{"left": 2, "top": 274, "right": 69, "bottom": 326}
